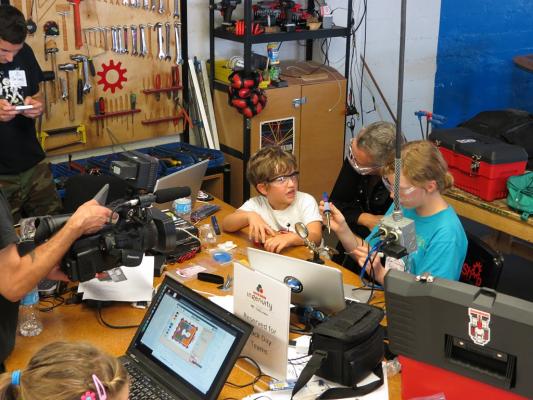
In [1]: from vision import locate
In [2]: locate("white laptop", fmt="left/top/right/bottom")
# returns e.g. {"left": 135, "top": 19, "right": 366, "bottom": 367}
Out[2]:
{"left": 153, "top": 159, "right": 209, "bottom": 210}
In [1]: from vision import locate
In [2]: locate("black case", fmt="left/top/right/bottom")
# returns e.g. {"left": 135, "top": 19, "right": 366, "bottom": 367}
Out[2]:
{"left": 430, "top": 128, "right": 528, "bottom": 165}
{"left": 309, "top": 302, "right": 384, "bottom": 386}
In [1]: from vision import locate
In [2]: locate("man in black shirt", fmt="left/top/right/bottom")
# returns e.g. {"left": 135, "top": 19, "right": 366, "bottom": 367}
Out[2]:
{"left": 0, "top": 193, "right": 112, "bottom": 372}
{"left": 0, "top": 5, "right": 62, "bottom": 222}
{"left": 329, "top": 122, "right": 401, "bottom": 271}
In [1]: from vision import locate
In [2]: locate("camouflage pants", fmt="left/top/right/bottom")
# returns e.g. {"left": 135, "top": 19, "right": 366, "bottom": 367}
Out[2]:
{"left": 0, "top": 162, "right": 62, "bottom": 223}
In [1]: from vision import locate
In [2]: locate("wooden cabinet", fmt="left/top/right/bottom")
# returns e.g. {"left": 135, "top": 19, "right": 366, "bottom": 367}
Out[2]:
{"left": 215, "top": 62, "right": 346, "bottom": 206}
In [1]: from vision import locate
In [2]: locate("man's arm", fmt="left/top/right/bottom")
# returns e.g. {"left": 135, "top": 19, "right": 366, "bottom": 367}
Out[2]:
{"left": 0, "top": 200, "right": 111, "bottom": 301}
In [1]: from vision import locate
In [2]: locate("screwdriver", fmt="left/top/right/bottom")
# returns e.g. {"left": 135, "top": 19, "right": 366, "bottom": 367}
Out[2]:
{"left": 98, "top": 97, "right": 105, "bottom": 131}
{"left": 323, "top": 192, "right": 331, "bottom": 234}
{"left": 93, "top": 100, "right": 100, "bottom": 136}
{"left": 130, "top": 93, "right": 136, "bottom": 135}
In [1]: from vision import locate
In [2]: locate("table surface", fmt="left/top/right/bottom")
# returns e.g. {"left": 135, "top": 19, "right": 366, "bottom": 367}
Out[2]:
{"left": 6, "top": 198, "right": 400, "bottom": 399}
{"left": 444, "top": 186, "right": 533, "bottom": 243}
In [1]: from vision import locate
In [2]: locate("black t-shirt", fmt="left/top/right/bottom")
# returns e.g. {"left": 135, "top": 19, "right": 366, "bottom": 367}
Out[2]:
{"left": 0, "top": 43, "right": 45, "bottom": 174}
{"left": 0, "top": 191, "right": 19, "bottom": 364}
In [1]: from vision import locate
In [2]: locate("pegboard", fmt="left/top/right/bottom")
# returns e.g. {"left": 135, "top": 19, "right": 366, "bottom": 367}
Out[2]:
{"left": 13, "top": 0, "right": 188, "bottom": 155}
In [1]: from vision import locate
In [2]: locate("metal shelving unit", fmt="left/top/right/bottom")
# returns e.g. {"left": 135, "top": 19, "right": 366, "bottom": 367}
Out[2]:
{"left": 208, "top": 0, "right": 353, "bottom": 199}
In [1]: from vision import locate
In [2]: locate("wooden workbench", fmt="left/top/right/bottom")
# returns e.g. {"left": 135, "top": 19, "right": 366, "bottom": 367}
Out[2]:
{"left": 5, "top": 198, "right": 400, "bottom": 399}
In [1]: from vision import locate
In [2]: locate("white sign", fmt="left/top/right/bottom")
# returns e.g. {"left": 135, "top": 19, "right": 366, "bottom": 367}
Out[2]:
{"left": 233, "top": 262, "right": 291, "bottom": 380}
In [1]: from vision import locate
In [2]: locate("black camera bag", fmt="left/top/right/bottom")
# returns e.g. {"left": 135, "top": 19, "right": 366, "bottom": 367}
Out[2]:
{"left": 291, "top": 302, "right": 385, "bottom": 399}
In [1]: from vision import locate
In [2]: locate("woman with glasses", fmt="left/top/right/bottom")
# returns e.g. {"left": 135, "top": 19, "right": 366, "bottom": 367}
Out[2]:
{"left": 324, "top": 140, "right": 467, "bottom": 284}
{"left": 223, "top": 146, "right": 322, "bottom": 254}
{"left": 0, "top": 341, "right": 129, "bottom": 399}
{"left": 329, "top": 121, "right": 400, "bottom": 271}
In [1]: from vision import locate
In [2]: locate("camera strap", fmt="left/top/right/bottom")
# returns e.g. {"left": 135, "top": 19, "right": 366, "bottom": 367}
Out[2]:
{"left": 290, "top": 350, "right": 384, "bottom": 399}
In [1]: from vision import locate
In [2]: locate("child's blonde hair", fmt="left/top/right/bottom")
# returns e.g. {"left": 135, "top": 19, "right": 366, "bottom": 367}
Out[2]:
{"left": 382, "top": 140, "right": 454, "bottom": 192}
{"left": 246, "top": 146, "right": 297, "bottom": 187}
{"left": 0, "top": 341, "right": 128, "bottom": 400}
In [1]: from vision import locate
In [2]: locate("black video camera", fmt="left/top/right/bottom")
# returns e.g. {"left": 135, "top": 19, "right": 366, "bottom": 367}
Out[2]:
{"left": 30, "top": 186, "right": 198, "bottom": 282}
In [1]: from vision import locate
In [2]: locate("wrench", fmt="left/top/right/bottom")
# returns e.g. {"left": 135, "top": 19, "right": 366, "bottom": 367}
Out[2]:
{"left": 131, "top": 25, "right": 138, "bottom": 56}
{"left": 173, "top": 0, "right": 179, "bottom": 18}
{"left": 123, "top": 25, "right": 129, "bottom": 54}
{"left": 155, "top": 23, "right": 165, "bottom": 60}
{"left": 164, "top": 22, "right": 172, "bottom": 61}
{"left": 158, "top": 0, "right": 164, "bottom": 14}
{"left": 117, "top": 26, "right": 124, "bottom": 54}
{"left": 110, "top": 26, "right": 117, "bottom": 52}
{"left": 173, "top": 22, "right": 182, "bottom": 64}
{"left": 143, "top": 0, "right": 149, "bottom": 10}
{"left": 139, "top": 24, "right": 147, "bottom": 57}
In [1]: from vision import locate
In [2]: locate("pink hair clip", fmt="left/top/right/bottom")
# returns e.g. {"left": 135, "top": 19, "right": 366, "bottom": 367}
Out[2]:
{"left": 92, "top": 374, "right": 107, "bottom": 400}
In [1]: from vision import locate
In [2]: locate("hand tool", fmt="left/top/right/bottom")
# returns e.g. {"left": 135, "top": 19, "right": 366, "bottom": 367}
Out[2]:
{"left": 322, "top": 192, "right": 331, "bottom": 234}
{"left": 123, "top": 25, "right": 129, "bottom": 54}
{"left": 139, "top": 24, "right": 147, "bottom": 57}
{"left": 26, "top": 0, "right": 37, "bottom": 34}
{"left": 93, "top": 99, "right": 101, "bottom": 136}
{"left": 173, "top": 21, "right": 182, "bottom": 64}
{"left": 44, "top": 39, "right": 59, "bottom": 102}
{"left": 146, "top": 23, "right": 154, "bottom": 58}
{"left": 117, "top": 26, "right": 124, "bottom": 53}
{"left": 56, "top": 5, "right": 71, "bottom": 51}
{"left": 41, "top": 70, "right": 55, "bottom": 120}
{"left": 164, "top": 22, "right": 172, "bottom": 61}
{"left": 131, "top": 25, "right": 138, "bottom": 56}
{"left": 154, "top": 74, "right": 161, "bottom": 101}
{"left": 59, "top": 77, "right": 67, "bottom": 100}
{"left": 172, "top": 0, "right": 179, "bottom": 17}
{"left": 171, "top": 65, "right": 179, "bottom": 106}
{"left": 70, "top": 54, "right": 92, "bottom": 94}
{"left": 155, "top": 22, "right": 165, "bottom": 60}
{"left": 158, "top": 0, "right": 164, "bottom": 14}
{"left": 130, "top": 93, "right": 136, "bottom": 135}
{"left": 67, "top": 0, "right": 83, "bottom": 49}
{"left": 58, "top": 63, "right": 76, "bottom": 120}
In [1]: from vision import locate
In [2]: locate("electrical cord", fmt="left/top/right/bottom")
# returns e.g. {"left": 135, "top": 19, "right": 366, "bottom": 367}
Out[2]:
{"left": 96, "top": 303, "right": 140, "bottom": 329}
{"left": 224, "top": 356, "right": 269, "bottom": 389}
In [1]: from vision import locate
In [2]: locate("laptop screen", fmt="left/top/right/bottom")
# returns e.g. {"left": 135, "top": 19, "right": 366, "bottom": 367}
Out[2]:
{"left": 128, "top": 277, "right": 252, "bottom": 399}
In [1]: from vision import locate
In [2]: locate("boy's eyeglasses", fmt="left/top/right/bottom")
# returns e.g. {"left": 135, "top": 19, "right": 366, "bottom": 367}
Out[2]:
{"left": 347, "top": 139, "right": 381, "bottom": 175}
{"left": 381, "top": 176, "right": 416, "bottom": 195}
{"left": 267, "top": 171, "right": 300, "bottom": 186}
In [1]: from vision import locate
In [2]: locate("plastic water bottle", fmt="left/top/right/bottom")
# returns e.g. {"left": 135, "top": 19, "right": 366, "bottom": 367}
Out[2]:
{"left": 173, "top": 196, "right": 192, "bottom": 221}
{"left": 18, "top": 287, "right": 43, "bottom": 337}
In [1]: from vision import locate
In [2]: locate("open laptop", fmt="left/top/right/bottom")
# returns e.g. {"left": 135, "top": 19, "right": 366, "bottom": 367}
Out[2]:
{"left": 247, "top": 248, "right": 371, "bottom": 314}
{"left": 121, "top": 274, "right": 252, "bottom": 400}
{"left": 153, "top": 159, "right": 209, "bottom": 210}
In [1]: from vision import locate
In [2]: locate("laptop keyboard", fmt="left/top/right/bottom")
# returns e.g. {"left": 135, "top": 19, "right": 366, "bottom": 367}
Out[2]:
{"left": 123, "top": 359, "right": 178, "bottom": 400}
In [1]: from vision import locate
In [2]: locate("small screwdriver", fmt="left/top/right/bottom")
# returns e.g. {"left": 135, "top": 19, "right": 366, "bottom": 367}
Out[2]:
{"left": 130, "top": 93, "right": 136, "bottom": 135}
{"left": 323, "top": 192, "right": 331, "bottom": 234}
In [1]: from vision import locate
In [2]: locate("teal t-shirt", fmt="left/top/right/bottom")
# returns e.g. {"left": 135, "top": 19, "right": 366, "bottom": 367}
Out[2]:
{"left": 367, "top": 204, "right": 468, "bottom": 281}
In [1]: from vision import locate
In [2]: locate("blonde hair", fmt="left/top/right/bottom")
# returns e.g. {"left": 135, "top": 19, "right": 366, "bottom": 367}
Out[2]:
{"left": 0, "top": 341, "right": 128, "bottom": 400}
{"left": 246, "top": 146, "right": 297, "bottom": 187}
{"left": 382, "top": 140, "right": 454, "bottom": 192}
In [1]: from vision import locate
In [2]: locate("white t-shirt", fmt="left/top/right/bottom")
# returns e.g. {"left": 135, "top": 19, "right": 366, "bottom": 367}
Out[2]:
{"left": 239, "top": 192, "right": 322, "bottom": 232}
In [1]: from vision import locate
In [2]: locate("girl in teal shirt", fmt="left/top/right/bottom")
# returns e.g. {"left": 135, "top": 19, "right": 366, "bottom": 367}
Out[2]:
{"left": 322, "top": 140, "right": 467, "bottom": 284}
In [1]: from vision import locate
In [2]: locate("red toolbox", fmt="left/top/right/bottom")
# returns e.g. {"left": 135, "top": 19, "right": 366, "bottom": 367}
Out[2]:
{"left": 400, "top": 356, "right": 527, "bottom": 400}
{"left": 429, "top": 128, "right": 528, "bottom": 201}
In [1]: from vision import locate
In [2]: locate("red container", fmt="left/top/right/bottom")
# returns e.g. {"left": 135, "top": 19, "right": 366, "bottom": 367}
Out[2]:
{"left": 430, "top": 128, "right": 528, "bottom": 201}
{"left": 400, "top": 356, "right": 527, "bottom": 400}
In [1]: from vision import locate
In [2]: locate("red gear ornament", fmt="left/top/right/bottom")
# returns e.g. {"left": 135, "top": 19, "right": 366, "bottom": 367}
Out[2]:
{"left": 96, "top": 59, "right": 128, "bottom": 93}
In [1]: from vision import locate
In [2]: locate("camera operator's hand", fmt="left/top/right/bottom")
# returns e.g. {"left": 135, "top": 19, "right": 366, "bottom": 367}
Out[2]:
{"left": 66, "top": 199, "right": 113, "bottom": 236}
{"left": 46, "top": 265, "right": 69, "bottom": 281}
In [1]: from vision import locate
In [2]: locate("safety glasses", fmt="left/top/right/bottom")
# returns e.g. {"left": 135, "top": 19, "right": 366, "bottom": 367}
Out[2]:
{"left": 267, "top": 171, "right": 300, "bottom": 186}
{"left": 347, "top": 139, "right": 381, "bottom": 175}
{"left": 381, "top": 176, "right": 417, "bottom": 195}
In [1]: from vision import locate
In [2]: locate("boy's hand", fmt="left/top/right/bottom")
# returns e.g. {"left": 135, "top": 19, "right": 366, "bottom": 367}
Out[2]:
{"left": 247, "top": 212, "right": 275, "bottom": 243}
{"left": 0, "top": 99, "right": 18, "bottom": 122}
{"left": 264, "top": 232, "right": 298, "bottom": 254}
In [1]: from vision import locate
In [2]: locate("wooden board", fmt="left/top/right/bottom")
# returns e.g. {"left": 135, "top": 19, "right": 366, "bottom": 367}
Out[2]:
{"left": 24, "top": 0, "right": 185, "bottom": 155}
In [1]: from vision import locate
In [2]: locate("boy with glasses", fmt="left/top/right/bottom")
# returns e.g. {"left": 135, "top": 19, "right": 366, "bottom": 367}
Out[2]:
{"left": 222, "top": 146, "right": 322, "bottom": 254}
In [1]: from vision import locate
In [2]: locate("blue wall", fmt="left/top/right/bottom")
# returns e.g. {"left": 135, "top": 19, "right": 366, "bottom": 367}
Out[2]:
{"left": 434, "top": 1, "right": 533, "bottom": 128}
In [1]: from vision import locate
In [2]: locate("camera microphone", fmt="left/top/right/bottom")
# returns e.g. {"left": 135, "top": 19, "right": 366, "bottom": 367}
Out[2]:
{"left": 125, "top": 186, "right": 192, "bottom": 207}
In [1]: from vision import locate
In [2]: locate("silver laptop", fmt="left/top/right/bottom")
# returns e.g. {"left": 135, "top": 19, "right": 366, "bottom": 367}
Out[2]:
{"left": 121, "top": 274, "right": 252, "bottom": 400}
{"left": 153, "top": 159, "right": 209, "bottom": 210}
{"left": 248, "top": 248, "right": 358, "bottom": 314}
